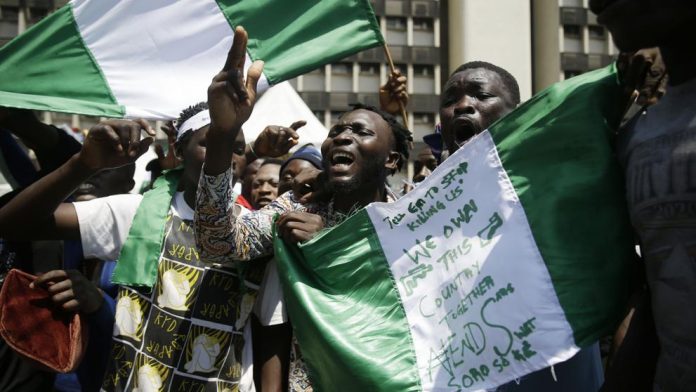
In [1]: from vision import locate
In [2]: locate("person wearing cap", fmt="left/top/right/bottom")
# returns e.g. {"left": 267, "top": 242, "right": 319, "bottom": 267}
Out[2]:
{"left": 278, "top": 144, "right": 323, "bottom": 196}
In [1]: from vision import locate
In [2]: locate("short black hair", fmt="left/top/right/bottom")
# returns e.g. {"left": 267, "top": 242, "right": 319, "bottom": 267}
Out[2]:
{"left": 260, "top": 158, "right": 284, "bottom": 168}
{"left": 176, "top": 102, "right": 208, "bottom": 128}
{"left": 348, "top": 103, "right": 412, "bottom": 173}
{"left": 450, "top": 61, "right": 520, "bottom": 106}
{"left": 175, "top": 102, "right": 208, "bottom": 155}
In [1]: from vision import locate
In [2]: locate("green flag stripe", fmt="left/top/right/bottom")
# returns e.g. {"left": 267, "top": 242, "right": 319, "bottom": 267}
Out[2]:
{"left": 275, "top": 209, "right": 421, "bottom": 391}
{"left": 0, "top": 5, "right": 123, "bottom": 117}
{"left": 489, "top": 65, "right": 634, "bottom": 345}
{"left": 216, "top": 0, "right": 384, "bottom": 84}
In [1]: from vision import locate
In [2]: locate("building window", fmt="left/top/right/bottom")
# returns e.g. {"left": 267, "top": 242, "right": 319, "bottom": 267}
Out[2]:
{"left": 386, "top": 16, "right": 406, "bottom": 30}
{"left": 588, "top": 26, "right": 607, "bottom": 54}
{"left": 331, "top": 63, "right": 353, "bottom": 92}
{"left": 0, "top": 6, "right": 19, "bottom": 21}
{"left": 588, "top": 25, "right": 605, "bottom": 39}
{"left": 564, "top": 71, "right": 582, "bottom": 80}
{"left": 563, "top": 25, "right": 583, "bottom": 53}
{"left": 563, "top": 25, "right": 581, "bottom": 38}
{"left": 414, "top": 64, "right": 433, "bottom": 77}
{"left": 413, "top": 112, "right": 436, "bottom": 139}
{"left": 359, "top": 63, "right": 379, "bottom": 75}
{"left": 29, "top": 7, "right": 48, "bottom": 22}
{"left": 413, "top": 17, "right": 433, "bottom": 31}
{"left": 413, "top": 65, "right": 435, "bottom": 94}
{"left": 394, "top": 63, "right": 408, "bottom": 75}
{"left": 303, "top": 66, "right": 325, "bottom": 91}
{"left": 412, "top": 17, "right": 434, "bottom": 46}
{"left": 385, "top": 1, "right": 404, "bottom": 16}
{"left": 358, "top": 63, "right": 380, "bottom": 92}
{"left": 331, "top": 63, "right": 351, "bottom": 75}
{"left": 386, "top": 16, "right": 407, "bottom": 46}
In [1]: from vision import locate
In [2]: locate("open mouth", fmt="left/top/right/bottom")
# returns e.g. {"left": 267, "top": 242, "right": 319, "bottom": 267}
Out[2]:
{"left": 330, "top": 150, "right": 355, "bottom": 169}
{"left": 257, "top": 197, "right": 274, "bottom": 206}
{"left": 452, "top": 117, "right": 480, "bottom": 147}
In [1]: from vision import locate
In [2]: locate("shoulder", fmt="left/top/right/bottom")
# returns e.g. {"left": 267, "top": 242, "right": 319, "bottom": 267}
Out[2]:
{"left": 73, "top": 193, "right": 144, "bottom": 217}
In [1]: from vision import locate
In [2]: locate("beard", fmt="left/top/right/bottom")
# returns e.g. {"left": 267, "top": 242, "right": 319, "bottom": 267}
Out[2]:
{"left": 328, "top": 156, "right": 389, "bottom": 195}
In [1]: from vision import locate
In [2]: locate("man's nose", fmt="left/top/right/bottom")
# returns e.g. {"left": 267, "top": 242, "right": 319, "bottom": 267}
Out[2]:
{"left": 259, "top": 182, "right": 275, "bottom": 193}
{"left": 333, "top": 129, "right": 354, "bottom": 145}
{"left": 453, "top": 95, "right": 475, "bottom": 116}
{"left": 413, "top": 166, "right": 432, "bottom": 182}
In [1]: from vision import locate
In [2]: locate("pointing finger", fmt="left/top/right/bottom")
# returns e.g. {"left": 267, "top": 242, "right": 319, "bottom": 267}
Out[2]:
{"left": 289, "top": 120, "right": 306, "bottom": 131}
{"left": 223, "top": 26, "right": 248, "bottom": 72}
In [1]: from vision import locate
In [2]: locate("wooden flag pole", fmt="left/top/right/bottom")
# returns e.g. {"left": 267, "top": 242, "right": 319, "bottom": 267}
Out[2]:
{"left": 382, "top": 43, "right": 409, "bottom": 125}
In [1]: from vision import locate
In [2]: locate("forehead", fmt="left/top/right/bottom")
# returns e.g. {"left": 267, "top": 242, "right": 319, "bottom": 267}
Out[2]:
{"left": 444, "top": 68, "right": 504, "bottom": 91}
{"left": 255, "top": 163, "right": 280, "bottom": 178}
{"left": 282, "top": 158, "right": 314, "bottom": 174}
{"left": 339, "top": 109, "right": 389, "bottom": 131}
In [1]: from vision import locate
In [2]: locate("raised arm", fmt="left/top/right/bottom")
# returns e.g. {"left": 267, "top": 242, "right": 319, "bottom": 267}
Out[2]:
{"left": 0, "top": 108, "right": 82, "bottom": 174}
{"left": 195, "top": 26, "right": 265, "bottom": 262}
{"left": 0, "top": 119, "right": 154, "bottom": 240}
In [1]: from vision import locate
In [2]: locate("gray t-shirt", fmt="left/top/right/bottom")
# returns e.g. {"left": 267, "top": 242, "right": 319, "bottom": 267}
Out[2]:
{"left": 618, "top": 77, "right": 696, "bottom": 391}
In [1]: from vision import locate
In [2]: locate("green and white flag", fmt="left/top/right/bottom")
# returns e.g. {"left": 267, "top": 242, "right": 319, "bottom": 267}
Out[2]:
{"left": 275, "top": 65, "right": 635, "bottom": 391}
{"left": 0, "top": 0, "right": 382, "bottom": 119}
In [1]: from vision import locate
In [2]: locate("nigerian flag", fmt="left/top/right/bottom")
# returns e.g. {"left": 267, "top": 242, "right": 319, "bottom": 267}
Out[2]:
{"left": 275, "top": 65, "right": 634, "bottom": 391}
{"left": 0, "top": 0, "right": 382, "bottom": 119}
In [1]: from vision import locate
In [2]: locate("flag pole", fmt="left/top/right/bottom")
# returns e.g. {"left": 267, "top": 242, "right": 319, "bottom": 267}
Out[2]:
{"left": 382, "top": 43, "right": 409, "bottom": 125}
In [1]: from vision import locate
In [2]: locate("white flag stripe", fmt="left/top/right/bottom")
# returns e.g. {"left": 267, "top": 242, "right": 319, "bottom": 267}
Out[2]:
{"left": 367, "top": 132, "right": 578, "bottom": 390}
{"left": 71, "top": 0, "right": 268, "bottom": 119}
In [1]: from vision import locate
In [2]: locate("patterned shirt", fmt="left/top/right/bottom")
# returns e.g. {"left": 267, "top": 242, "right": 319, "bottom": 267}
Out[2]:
{"left": 83, "top": 194, "right": 265, "bottom": 392}
{"left": 195, "top": 169, "right": 354, "bottom": 263}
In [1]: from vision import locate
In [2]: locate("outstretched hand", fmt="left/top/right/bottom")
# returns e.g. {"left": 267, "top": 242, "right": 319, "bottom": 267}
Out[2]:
{"left": 78, "top": 119, "right": 154, "bottom": 172}
{"left": 254, "top": 120, "right": 305, "bottom": 158}
{"left": 31, "top": 270, "right": 104, "bottom": 314}
{"left": 379, "top": 69, "right": 408, "bottom": 115}
{"left": 208, "top": 26, "right": 264, "bottom": 137}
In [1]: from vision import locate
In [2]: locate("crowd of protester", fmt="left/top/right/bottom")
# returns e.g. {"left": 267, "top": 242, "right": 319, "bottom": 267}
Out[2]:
{"left": 0, "top": 1, "right": 694, "bottom": 391}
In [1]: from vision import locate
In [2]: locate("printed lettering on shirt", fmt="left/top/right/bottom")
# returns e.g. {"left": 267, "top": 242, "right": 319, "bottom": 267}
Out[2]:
{"left": 103, "top": 211, "right": 256, "bottom": 392}
{"left": 165, "top": 215, "right": 203, "bottom": 266}
{"left": 142, "top": 307, "right": 191, "bottom": 367}
{"left": 217, "top": 334, "right": 245, "bottom": 383}
{"left": 191, "top": 268, "right": 243, "bottom": 326}
{"left": 101, "top": 341, "right": 137, "bottom": 392}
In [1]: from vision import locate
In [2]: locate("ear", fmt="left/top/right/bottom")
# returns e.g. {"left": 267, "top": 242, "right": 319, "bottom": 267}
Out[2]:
{"left": 385, "top": 150, "right": 401, "bottom": 174}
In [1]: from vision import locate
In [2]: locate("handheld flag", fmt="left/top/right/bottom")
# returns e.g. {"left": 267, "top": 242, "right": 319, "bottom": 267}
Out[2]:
{"left": 0, "top": 0, "right": 383, "bottom": 119}
{"left": 275, "top": 65, "right": 634, "bottom": 391}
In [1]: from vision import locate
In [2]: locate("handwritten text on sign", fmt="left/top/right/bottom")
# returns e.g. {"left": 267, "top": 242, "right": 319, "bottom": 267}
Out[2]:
{"left": 366, "top": 132, "right": 577, "bottom": 390}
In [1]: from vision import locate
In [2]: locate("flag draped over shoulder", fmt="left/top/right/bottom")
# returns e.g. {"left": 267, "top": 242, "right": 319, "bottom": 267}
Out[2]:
{"left": 0, "top": 0, "right": 383, "bottom": 119}
{"left": 274, "top": 64, "right": 635, "bottom": 391}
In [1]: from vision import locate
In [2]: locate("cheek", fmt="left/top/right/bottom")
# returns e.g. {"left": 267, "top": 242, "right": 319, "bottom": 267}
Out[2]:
{"left": 320, "top": 140, "right": 331, "bottom": 156}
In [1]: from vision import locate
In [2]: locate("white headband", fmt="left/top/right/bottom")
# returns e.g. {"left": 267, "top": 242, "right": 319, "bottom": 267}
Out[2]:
{"left": 177, "top": 109, "right": 211, "bottom": 141}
